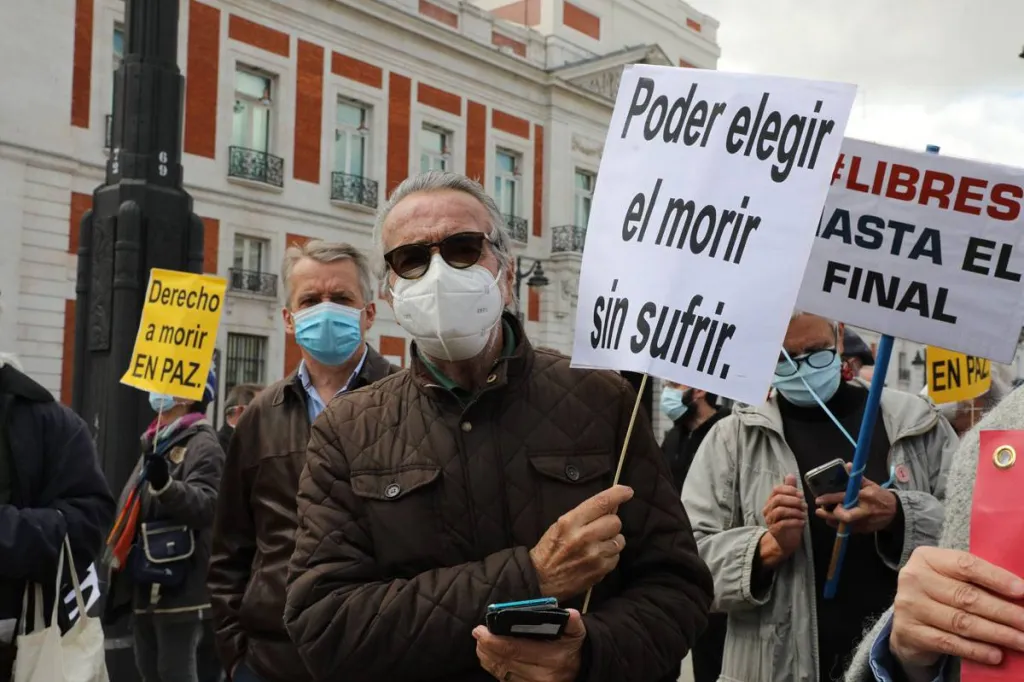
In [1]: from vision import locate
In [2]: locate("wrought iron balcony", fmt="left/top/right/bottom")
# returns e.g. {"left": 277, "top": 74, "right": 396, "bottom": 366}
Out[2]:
{"left": 228, "top": 268, "right": 278, "bottom": 298}
{"left": 228, "top": 146, "right": 284, "bottom": 188}
{"left": 331, "top": 172, "right": 379, "bottom": 209}
{"left": 551, "top": 224, "right": 586, "bottom": 254}
{"left": 105, "top": 114, "right": 112, "bottom": 149}
{"left": 504, "top": 214, "right": 529, "bottom": 243}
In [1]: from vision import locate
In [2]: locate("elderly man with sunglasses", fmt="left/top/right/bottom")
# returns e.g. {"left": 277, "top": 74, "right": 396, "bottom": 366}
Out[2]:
{"left": 680, "top": 311, "right": 955, "bottom": 682}
{"left": 283, "top": 170, "right": 713, "bottom": 682}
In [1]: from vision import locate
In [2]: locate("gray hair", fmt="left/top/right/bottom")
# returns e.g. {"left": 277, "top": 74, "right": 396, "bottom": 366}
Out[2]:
{"left": 225, "top": 383, "right": 263, "bottom": 409}
{"left": 372, "top": 170, "right": 515, "bottom": 293}
{"left": 280, "top": 240, "right": 376, "bottom": 307}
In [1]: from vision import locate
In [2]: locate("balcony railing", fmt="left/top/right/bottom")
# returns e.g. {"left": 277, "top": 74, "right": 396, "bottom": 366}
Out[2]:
{"left": 105, "top": 114, "right": 113, "bottom": 149}
{"left": 228, "top": 269, "right": 278, "bottom": 298}
{"left": 552, "top": 224, "right": 586, "bottom": 254}
{"left": 504, "top": 214, "right": 529, "bottom": 243}
{"left": 331, "top": 172, "right": 379, "bottom": 209}
{"left": 228, "top": 146, "right": 284, "bottom": 188}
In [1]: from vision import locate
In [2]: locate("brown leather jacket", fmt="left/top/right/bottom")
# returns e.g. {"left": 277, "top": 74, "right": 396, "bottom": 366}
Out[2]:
{"left": 284, "top": 317, "right": 714, "bottom": 682}
{"left": 207, "top": 346, "right": 396, "bottom": 682}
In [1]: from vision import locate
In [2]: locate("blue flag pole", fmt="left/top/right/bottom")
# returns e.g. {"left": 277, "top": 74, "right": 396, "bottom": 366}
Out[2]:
{"left": 823, "top": 143, "right": 939, "bottom": 599}
{"left": 823, "top": 333, "right": 894, "bottom": 599}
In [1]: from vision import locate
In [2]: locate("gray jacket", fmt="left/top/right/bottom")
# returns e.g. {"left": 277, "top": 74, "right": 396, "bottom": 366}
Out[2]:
{"left": 844, "top": 386, "right": 1024, "bottom": 682}
{"left": 682, "top": 384, "right": 957, "bottom": 682}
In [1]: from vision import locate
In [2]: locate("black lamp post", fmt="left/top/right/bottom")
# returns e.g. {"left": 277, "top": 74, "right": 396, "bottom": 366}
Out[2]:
{"left": 72, "top": 1, "right": 202, "bottom": 679}
{"left": 514, "top": 256, "right": 549, "bottom": 320}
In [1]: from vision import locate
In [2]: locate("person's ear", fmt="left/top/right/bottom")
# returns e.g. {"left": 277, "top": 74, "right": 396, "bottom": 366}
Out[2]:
{"left": 282, "top": 308, "right": 295, "bottom": 335}
{"left": 836, "top": 322, "right": 845, "bottom": 354}
{"left": 363, "top": 302, "right": 377, "bottom": 333}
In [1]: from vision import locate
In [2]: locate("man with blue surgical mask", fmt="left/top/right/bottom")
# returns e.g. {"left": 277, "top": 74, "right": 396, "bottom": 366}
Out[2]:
{"left": 660, "top": 382, "right": 727, "bottom": 495}
{"left": 207, "top": 241, "right": 397, "bottom": 682}
{"left": 681, "top": 310, "right": 955, "bottom": 682}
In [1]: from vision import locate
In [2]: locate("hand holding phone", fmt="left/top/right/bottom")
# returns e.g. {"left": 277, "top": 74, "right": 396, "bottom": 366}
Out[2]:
{"left": 803, "top": 458, "right": 850, "bottom": 500}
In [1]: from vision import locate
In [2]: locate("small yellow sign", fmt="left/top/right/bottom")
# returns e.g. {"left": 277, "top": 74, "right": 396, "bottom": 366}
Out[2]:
{"left": 121, "top": 268, "right": 227, "bottom": 401}
{"left": 926, "top": 345, "right": 992, "bottom": 404}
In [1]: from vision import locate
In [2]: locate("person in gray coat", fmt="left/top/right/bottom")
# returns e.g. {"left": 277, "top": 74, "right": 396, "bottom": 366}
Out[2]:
{"left": 104, "top": 370, "right": 225, "bottom": 682}
{"left": 845, "top": 383, "right": 1024, "bottom": 682}
{"left": 682, "top": 311, "right": 956, "bottom": 682}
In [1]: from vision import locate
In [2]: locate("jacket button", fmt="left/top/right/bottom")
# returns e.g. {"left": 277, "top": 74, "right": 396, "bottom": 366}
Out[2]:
{"left": 384, "top": 483, "right": 401, "bottom": 499}
{"left": 461, "top": 421, "right": 472, "bottom": 432}
{"left": 486, "top": 374, "right": 497, "bottom": 384}
{"left": 565, "top": 465, "right": 580, "bottom": 481}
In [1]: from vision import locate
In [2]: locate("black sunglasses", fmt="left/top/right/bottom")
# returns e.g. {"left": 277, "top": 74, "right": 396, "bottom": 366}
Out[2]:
{"left": 384, "top": 231, "right": 488, "bottom": 280}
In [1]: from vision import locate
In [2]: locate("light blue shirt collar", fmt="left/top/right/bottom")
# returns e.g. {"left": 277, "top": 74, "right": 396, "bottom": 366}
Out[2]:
{"left": 297, "top": 344, "right": 368, "bottom": 423}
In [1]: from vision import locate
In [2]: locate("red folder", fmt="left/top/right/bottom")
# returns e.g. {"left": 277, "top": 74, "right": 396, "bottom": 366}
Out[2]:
{"left": 962, "top": 430, "right": 1024, "bottom": 681}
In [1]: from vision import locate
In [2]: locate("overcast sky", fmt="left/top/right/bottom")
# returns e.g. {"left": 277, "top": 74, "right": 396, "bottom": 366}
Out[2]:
{"left": 688, "top": 0, "right": 1024, "bottom": 167}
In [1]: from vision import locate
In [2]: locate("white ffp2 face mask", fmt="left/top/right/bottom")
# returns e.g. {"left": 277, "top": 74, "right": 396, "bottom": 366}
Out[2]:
{"left": 391, "top": 253, "right": 504, "bottom": 362}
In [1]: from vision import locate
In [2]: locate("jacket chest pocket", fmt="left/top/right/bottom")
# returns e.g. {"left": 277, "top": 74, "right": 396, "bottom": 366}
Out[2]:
{"left": 350, "top": 466, "right": 448, "bottom": 572}
{"left": 528, "top": 452, "right": 613, "bottom": 526}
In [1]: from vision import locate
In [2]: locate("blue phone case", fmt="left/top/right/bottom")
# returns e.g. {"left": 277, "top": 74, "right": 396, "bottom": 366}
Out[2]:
{"left": 487, "top": 597, "right": 558, "bottom": 613}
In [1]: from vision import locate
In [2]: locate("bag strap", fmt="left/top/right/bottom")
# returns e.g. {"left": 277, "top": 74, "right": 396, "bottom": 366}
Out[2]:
{"left": 18, "top": 542, "right": 65, "bottom": 636}
{"left": 47, "top": 540, "right": 66, "bottom": 627}
{"left": 62, "top": 535, "right": 88, "bottom": 620}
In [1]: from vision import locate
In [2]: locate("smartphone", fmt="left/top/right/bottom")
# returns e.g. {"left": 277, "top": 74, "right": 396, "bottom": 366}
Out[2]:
{"left": 803, "top": 458, "right": 850, "bottom": 499}
{"left": 487, "top": 597, "right": 559, "bottom": 613}
{"left": 485, "top": 597, "right": 570, "bottom": 640}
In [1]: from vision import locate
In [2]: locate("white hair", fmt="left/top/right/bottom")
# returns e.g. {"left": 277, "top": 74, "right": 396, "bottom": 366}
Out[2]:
{"left": 372, "top": 170, "right": 515, "bottom": 300}
{"left": 280, "top": 240, "right": 376, "bottom": 307}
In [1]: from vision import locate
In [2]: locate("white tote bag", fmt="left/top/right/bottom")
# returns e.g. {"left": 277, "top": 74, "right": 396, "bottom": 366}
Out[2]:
{"left": 14, "top": 535, "right": 108, "bottom": 682}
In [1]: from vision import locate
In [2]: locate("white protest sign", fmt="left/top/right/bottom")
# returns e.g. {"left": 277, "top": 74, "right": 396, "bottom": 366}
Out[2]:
{"left": 796, "top": 139, "right": 1024, "bottom": 362}
{"left": 571, "top": 65, "right": 857, "bottom": 404}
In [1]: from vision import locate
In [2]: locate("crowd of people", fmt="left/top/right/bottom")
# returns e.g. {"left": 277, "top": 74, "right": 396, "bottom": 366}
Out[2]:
{"left": 2, "top": 169, "right": 1024, "bottom": 682}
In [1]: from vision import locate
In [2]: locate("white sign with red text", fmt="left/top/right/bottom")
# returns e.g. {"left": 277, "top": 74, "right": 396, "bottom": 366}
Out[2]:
{"left": 797, "top": 138, "right": 1024, "bottom": 362}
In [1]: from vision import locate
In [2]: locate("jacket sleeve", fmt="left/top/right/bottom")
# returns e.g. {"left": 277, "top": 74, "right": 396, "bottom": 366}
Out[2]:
{"left": 207, "top": 412, "right": 258, "bottom": 671}
{"left": 206, "top": 409, "right": 260, "bottom": 667}
{"left": 581, "top": 380, "right": 714, "bottom": 682}
{"left": 149, "top": 429, "right": 224, "bottom": 529}
{"left": 879, "top": 414, "right": 956, "bottom": 570}
{"left": 0, "top": 403, "right": 115, "bottom": 583}
{"left": 682, "top": 416, "right": 774, "bottom": 613}
{"left": 284, "top": 413, "right": 542, "bottom": 682}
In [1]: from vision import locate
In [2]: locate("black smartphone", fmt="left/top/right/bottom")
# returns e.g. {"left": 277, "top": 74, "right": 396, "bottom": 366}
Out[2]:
{"left": 485, "top": 598, "right": 570, "bottom": 640}
{"left": 803, "top": 458, "right": 850, "bottom": 499}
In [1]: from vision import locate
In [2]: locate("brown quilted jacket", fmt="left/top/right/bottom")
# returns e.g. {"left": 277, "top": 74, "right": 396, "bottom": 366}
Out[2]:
{"left": 284, "top": 317, "right": 714, "bottom": 682}
{"left": 206, "top": 346, "right": 396, "bottom": 682}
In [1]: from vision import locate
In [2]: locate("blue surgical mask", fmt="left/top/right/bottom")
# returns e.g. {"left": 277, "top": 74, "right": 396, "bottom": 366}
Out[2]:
{"left": 148, "top": 392, "right": 177, "bottom": 413}
{"left": 292, "top": 302, "right": 363, "bottom": 366}
{"left": 660, "top": 387, "right": 690, "bottom": 422}
{"left": 772, "top": 353, "right": 842, "bottom": 407}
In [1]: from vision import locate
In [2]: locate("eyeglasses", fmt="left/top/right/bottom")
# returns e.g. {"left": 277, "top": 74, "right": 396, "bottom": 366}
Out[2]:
{"left": 384, "top": 231, "right": 488, "bottom": 280}
{"left": 775, "top": 348, "right": 837, "bottom": 377}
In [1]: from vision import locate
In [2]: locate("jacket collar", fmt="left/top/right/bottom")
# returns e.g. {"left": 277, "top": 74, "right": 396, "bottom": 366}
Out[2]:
{"left": 272, "top": 344, "right": 394, "bottom": 408}
{"left": 733, "top": 378, "right": 940, "bottom": 442}
{"left": 0, "top": 365, "right": 54, "bottom": 404}
{"left": 409, "top": 312, "right": 533, "bottom": 394}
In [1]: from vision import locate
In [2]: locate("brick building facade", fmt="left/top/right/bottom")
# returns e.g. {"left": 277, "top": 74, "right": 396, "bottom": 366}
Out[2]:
{"left": 0, "top": 0, "right": 720, "bottom": 424}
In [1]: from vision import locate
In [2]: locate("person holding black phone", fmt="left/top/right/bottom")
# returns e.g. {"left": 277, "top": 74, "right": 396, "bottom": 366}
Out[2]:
{"left": 682, "top": 312, "right": 955, "bottom": 682}
{"left": 283, "top": 172, "right": 713, "bottom": 682}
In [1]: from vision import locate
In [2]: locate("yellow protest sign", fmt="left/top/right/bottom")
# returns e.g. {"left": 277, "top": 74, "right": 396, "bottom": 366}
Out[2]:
{"left": 926, "top": 346, "right": 991, "bottom": 404}
{"left": 121, "top": 268, "right": 227, "bottom": 401}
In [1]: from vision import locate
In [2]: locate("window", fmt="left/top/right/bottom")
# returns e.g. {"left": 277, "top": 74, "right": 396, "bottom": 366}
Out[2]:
{"left": 574, "top": 170, "right": 595, "bottom": 228}
{"left": 335, "top": 99, "right": 370, "bottom": 176}
{"left": 233, "top": 68, "right": 273, "bottom": 152}
{"left": 225, "top": 333, "right": 267, "bottom": 394}
{"left": 420, "top": 125, "right": 451, "bottom": 172}
{"left": 113, "top": 25, "right": 124, "bottom": 72}
{"left": 233, "top": 235, "right": 269, "bottom": 274}
{"left": 494, "top": 149, "right": 521, "bottom": 216}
